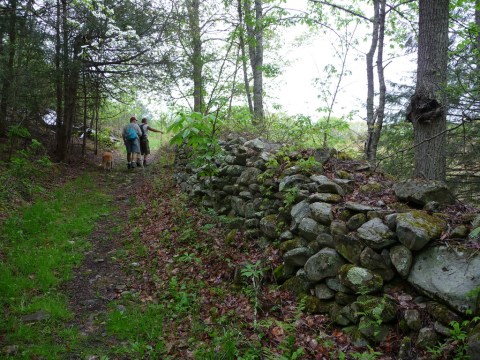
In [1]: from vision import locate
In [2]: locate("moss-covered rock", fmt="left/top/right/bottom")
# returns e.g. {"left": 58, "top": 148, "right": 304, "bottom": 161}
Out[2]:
{"left": 338, "top": 264, "right": 384, "bottom": 294}
{"left": 389, "top": 244, "right": 413, "bottom": 278}
{"left": 357, "top": 218, "right": 397, "bottom": 250}
{"left": 396, "top": 211, "right": 447, "bottom": 251}
{"left": 335, "top": 292, "right": 356, "bottom": 306}
{"left": 450, "top": 225, "right": 469, "bottom": 239}
{"left": 415, "top": 327, "right": 438, "bottom": 349}
{"left": 300, "top": 295, "right": 333, "bottom": 314}
{"left": 304, "top": 248, "right": 346, "bottom": 282}
{"left": 343, "top": 326, "right": 370, "bottom": 347}
{"left": 467, "top": 322, "right": 480, "bottom": 360}
{"left": 278, "top": 238, "right": 308, "bottom": 254}
{"left": 355, "top": 295, "right": 398, "bottom": 323}
{"left": 347, "top": 213, "right": 367, "bottom": 231}
{"left": 335, "top": 234, "right": 365, "bottom": 265}
{"left": 359, "top": 182, "right": 382, "bottom": 194}
{"left": 358, "top": 316, "right": 390, "bottom": 343}
{"left": 225, "top": 229, "right": 238, "bottom": 245}
{"left": 260, "top": 214, "right": 281, "bottom": 240}
{"left": 280, "top": 275, "right": 311, "bottom": 297}
{"left": 426, "top": 301, "right": 461, "bottom": 325}
{"left": 403, "top": 309, "right": 422, "bottom": 331}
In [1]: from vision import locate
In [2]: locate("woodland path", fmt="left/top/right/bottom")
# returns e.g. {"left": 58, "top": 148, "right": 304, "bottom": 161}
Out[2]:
{"left": 62, "top": 150, "right": 167, "bottom": 359}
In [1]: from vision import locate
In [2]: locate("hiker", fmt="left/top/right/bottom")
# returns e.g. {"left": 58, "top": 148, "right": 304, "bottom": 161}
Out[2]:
{"left": 139, "top": 117, "right": 163, "bottom": 166}
{"left": 122, "top": 116, "right": 142, "bottom": 169}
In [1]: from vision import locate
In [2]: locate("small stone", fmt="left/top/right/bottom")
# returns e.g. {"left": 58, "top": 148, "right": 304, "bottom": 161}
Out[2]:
{"left": 416, "top": 327, "right": 438, "bottom": 349}
{"left": 315, "top": 283, "right": 336, "bottom": 300}
{"left": 21, "top": 310, "right": 50, "bottom": 323}
{"left": 403, "top": 309, "right": 422, "bottom": 331}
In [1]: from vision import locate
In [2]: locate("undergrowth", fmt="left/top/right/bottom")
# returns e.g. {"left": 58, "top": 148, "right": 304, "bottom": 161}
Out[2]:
{"left": 0, "top": 173, "right": 114, "bottom": 358}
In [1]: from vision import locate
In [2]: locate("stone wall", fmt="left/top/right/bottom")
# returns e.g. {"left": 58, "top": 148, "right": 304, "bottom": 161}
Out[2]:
{"left": 173, "top": 135, "right": 480, "bottom": 356}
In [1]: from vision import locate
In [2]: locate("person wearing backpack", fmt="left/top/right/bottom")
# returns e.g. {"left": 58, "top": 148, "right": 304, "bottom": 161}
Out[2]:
{"left": 122, "top": 116, "right": 142, "bottom": 169}
{"left": 139, "top": 117, "right": 163, "bottom": 166}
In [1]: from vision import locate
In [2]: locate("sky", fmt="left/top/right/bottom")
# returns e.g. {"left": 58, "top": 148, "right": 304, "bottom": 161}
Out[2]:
{"left": 140, "top": 0, "right": 418, "bottom": 124}
{"left": 270, "top": 0, "right": 417, "bottom": 122}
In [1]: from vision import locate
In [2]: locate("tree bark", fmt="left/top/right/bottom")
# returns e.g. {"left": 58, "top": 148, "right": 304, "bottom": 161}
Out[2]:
{"left": 365, "top": 0, "right": 379, "bottom": 162}
{"left": 187, "top": 0, "right": 204, "bottom": 113}
{"left": 365, "top": 0, "right": 386, "bottom": 162}
{"left": 237, "top": 0, "right": 254, "bottom": 116}
{"left": 0, "top": 0, "right": 18, "bottom": 136}
{"left": 476, "top": 0, "right": 480, "bottom": 68}
{"left": 406, "top": 0, "right": 449, "bottom": 181}
{"left": 244, "top": 0, "right": 264, "bottom": 125}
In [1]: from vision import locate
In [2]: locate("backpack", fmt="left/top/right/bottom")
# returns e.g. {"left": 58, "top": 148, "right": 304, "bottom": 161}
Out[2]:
{"left": 139, "top": 124, "right": 147, "bottom": 140}
{"left": 126, "top": 124, "right": 137, "bottom": 141}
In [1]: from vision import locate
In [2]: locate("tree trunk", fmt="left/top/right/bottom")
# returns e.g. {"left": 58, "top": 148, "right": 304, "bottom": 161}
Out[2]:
{"left": 55, "top": 0, "right": 64, "bottom": 159}
{"left": 476, "top": 0, "right": 480, "bottom": 68}
{"left": 244, "top": 0, "right": 264, "bottom": 125}
{"left": 0, "top": 0, "right": 18, "bottom": 137}
{"left": 406, "top": 0, "right": 449, "bottom": 181}
{"left": 252, "top": 0, "right": 264, "bottom": 124}
{"left": 187, "top": 0, "right": 204, "bottom": 113}
{"left": 237, "top": 0, "right": 254, "bottom": 116}
{"left": 365, "top": 0, "right": 379, "bottom": 162}
{"left": 367, "top": 0, "right": 386, "bottom": 162}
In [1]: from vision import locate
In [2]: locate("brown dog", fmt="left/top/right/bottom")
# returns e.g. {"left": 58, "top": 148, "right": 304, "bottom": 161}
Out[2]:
{"left": 102, "top": 151, "right": 114, "bottom": 171}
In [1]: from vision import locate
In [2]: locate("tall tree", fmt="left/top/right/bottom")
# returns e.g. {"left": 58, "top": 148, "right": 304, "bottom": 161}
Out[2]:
{"left": 0, "top": 0, "right": 18, "bottom": 136}
{"left": 237, "top": 0, "right": 254, "bottom": 116}
{"left": 364, "top": 0, "right": 386, "bottom": 163}
{"left": 186, "top": 0, "right": 204, "bottom": 113}
{"left": 406, "top": 0, "right": 449, "bottom": 181}
{"left": 243, "top": 0, "right": 264, "bottom": 124}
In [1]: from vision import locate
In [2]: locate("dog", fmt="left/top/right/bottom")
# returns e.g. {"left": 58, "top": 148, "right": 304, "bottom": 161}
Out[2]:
{"left": 102, "top": 151, "right": 114, "bottom": 171}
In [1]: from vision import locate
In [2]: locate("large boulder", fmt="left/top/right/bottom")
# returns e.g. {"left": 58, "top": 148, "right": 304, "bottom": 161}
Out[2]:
{"left": 393, "top": 180, "right": 455, "bottom": 207}
{"left": 396, "top": 211, "right": 447, "bottom": 251}
{"left": 357, "top": 218, "right": 397, "bottom": 250}
{"left": 408, "top": 246, "right": 480, "bottom": 314}
{"left": 304, "top": 248, "right": 346, "bottom": 282}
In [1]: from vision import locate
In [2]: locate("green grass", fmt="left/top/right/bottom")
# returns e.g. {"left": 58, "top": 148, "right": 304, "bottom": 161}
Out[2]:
{"left": 0, "top": 173, "right": 114, "bottom": 358}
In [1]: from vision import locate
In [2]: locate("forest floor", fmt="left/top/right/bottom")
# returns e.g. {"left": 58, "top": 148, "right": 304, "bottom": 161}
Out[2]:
{"left": 1, "top": 145, "right": 449, "bottom": 360}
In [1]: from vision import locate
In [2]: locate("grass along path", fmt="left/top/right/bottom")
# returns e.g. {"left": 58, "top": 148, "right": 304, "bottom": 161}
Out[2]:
{"left": 1, "top": 146, "right": 391, "bottom": 359}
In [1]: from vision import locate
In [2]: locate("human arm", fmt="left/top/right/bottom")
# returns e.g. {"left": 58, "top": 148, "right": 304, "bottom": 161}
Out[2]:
{"left": 147, "top": 125, "right": 163, "bottom": 134}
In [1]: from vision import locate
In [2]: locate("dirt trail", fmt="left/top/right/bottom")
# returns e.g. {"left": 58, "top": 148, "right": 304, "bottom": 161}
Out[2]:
{"left": 63, "top": 151, "right": 162, "bottom": 356}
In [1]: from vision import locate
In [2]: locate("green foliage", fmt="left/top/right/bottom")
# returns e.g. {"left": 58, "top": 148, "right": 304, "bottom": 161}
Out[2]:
{"left": 427, "top": 315, "right": 480, "bottom": 360}
{"left": 0, "top": 174, "right": 113, "bottom": 358}
{"left": 8, "top": 124, "right": 31, "bottom": 139}
{"left": 0, "top": 137, "right": 54, "bottom": 213}
{"left": 283, "top": 186, "right": 299, "bottom": 208}
{"left": 168, "top": 111, "right": 223, "bottom": 177}
{"left": 376, "top": 122, "right": 414, "bottom": 179}
{"left": 296, "top": 156, "right": 321, "bottom": 173}
{"left": 350, "top": 347, "right": 383, "bottom": 360}
{"left": 241, "top": 261, "right": 266, "bottom": 329}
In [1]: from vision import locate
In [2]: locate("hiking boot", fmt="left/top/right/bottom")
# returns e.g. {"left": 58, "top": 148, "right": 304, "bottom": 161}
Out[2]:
{"left": 127, "top": 163, "right": 132, "bottom": 169}
{"left": 131, "top": 161, "right": 136, "bottom": 168}
{"left": 136, "top": 161, "right": 142, "bottom": 167}
{"left": 143, "top": 160, "right": 148, "bottom": 167}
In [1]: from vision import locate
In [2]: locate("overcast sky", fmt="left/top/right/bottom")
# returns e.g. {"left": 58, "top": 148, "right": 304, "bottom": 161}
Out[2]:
{"left": 271, "top": 0, "right": 416, "bottom": 122}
